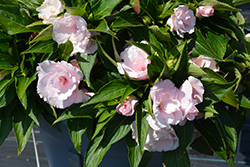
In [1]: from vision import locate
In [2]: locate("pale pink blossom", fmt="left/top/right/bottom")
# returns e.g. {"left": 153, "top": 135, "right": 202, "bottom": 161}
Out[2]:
{"left": 131, "top": 120, "right": 179, "bottom": 152}
{"left": 196, "top": 6, "right": 214, "bottom": 19}
{"left": 52, "top": 13, "right": 97, "bottom": 56}
{"left": 179, "top": 76, "right": 204, "bottom": 121}
{"left": 150, "top": 79, "right": 183, "bottom": 128}
{"left": 117, "top": 43, "right": 151, "bottom": 80}
{"left": 132, "top": 0, "right": 140, "bottom": 14}
{"left": 189, "top": 55, "right": 219, "bottom": 72}
{"left": 167, "top": 5, "right": 196, "bottom": 38}
{"left": 116, "top": 96, "right": 138, "bottom": 116}
{"left": 36, "top": 0, "right": 64, "bottom": 24}
{"left": 36, "top": 60, "right": 89, "bottom": 109}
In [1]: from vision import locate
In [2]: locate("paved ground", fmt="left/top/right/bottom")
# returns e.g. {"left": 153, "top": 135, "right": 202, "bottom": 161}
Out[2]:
{"left": 1, "top": 4, "right": 250, "bottom": 167}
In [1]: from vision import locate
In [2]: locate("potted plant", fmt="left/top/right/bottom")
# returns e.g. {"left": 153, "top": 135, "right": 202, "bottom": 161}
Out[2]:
{"left": 0, "top": 0, "right": 250, "bottom": 166}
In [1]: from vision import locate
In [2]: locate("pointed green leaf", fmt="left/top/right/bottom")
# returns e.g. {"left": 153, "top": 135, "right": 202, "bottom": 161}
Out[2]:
{"left": 81, "top": 79, "right": 136, "bottom": 107}
{"left": 15, "top": 73, "right": 36, "bottom": 101}
{"left": 92, "top": 106, "right": 116, "bottom": 139}
{"left": 67, "top": 118, "right": 89, "bottom": 153}
{"left": 92, "top": 0, "right": 122, "bottom": 20}
{"left": 192, "top": 29, "right": 228, "bottom": 61}
{"left": 0, "top": 110, "right": 13, "bottom": 146}
{"left": 0, "top": 5, "right": 41, "bottom": 35}
{"left": 30, "top": 25, "right": 53, "bottom": 43}
{"left": 55, "top": 104, "right": 96, "bottom": 124}
{"left": 58, "top": 40, "right": 73, "bottom": 62}
{"left": 76, "top": 53, "right": 97, "bottom": 87}
{"left": 111, "top": 13, "right": 143, "bottom": 29}
{"left": 23, "top": 40, "right": 57, "bottom": 54}
{"left": 162, "top": 148, "right": 190, "bottom": 167}
{"left": 13, "top": 110, "right": 34, "bottom": 155}
{"left": 199, "top": 0, "right": 241, "bottom": 11}
{"left": 85, "top": 114, "right": 133, "bottom": 167}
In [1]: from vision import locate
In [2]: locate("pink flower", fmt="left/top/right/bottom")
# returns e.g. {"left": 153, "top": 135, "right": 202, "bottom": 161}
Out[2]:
{"left": 150, "top": 79, "right": 183, "bottom": 128}
{"left": 116, "top": 96, "right": 138, "bottom": 116}
{"left": 178, "top": 76, "right": 204, "bottom": 121}
{"left": 132, "top": 0, "right": 140, "bottom": 14}
{"left": 196, "top": 6, "right": 214, "bottom": 19}
{"left": 167, "top": 5, "right": 196, "bottom": 38}
{"left": 131, "top": 120, "right": 179, "bottom": 152}
{"left": 117, "top": 43, "right": 151, "bottom": 80}
{"left": 36, "top": 0, "right": 64, "bottom": 24}
{"left": 52, "top": 13, "right": 97, "bottom": 56}
{"left": 36, "top": 60, "right": 89, "bottom": 109}
{"left": 189, "top": 55, "right": 219, "bottom": 72}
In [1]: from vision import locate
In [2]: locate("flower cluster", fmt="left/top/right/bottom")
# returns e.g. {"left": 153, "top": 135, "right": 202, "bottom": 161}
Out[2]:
{"left": 0, "top": 0, "right": 250, "bottom": 167}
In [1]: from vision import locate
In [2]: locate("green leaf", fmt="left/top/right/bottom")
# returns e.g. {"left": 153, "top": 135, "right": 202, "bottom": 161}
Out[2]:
{"left": 199, "top": 0, "right": 241, "bottom": 11}
{"left": 239, "top": 95, "right": 250, "bottom": 109}
{"left": 97, "top": 40, "right": 118, "bottom": 71}
{"left": 0, "top": 5, "right": 41, "bottom": 35}
{"left": 0, "top": 76, "right": 15, "bottom": 107}
{"left": 76, "top": 53, "right": 97, "bottom": 87}
{"left": 192, "top": 29, "right": 228, "bottom": 61}
{"left": 84, "top": 114, "right": 133, "bottom": 167}
{"left": 0, "top": 110, "right": 13, "bottom": 146}
{"left": 127, "top": 108, "right": 149, "bottom": 167}
{"left": 92, "top": 0, "right": 122, "bottom": 20}
{"left": 24, "top": 91, "right": 40, "bottom": 126}
{"left": 13, "top": 110, "right": 34, "bottom": 155}
{"left": 92, "top": 106, "right": 116, "bottom": 139}
{"left": 111, "top": 13, "right": 144, "bottom": 29}
{"left": 171, "top": 42, "right": 188, "bottom": 87}
{"left": 58, "top": 40, "right": 73, "bottom": 62}
{"left": 67, "top": 118, "right": 89, "bottom": 153}
{"left": 232, "top": 0, "right": 250, "bottom": 6}
{"left": 91, "top": 19, "right": 117, "bottom": 39}
{"left": 162, "top": 149, "right": 190, "bottom": 167}
{"left": 81, "top": 79, "right": 136, "bottom": 107}
{"left": 213, "top": 105, "right": 237, "bottom": 165}
{"left": 26, "top": 21, "right": 44, "bottom": 28}
{"left": 190, "top": 136, "right": 214, "bottom": 156}
{"left": 30, "top": 25, "right": 53, "bottom": 43}
{"left": 139, "top": 0, "right": 158, "bottom": 21}
{"left": 195, "top": 118, "right": 235, "bottom": 167}
{"left": 23, "top": 40, "right": 57, "bottom": 54}
{"left": 147, "top": 53, "right": 166, "bottom": 82}
{"left": 15, "top": 73, "right": 36, "bottom": 101}
{"left": 149, "top": 25, "right": 171, "bottom": 42}
{"left": 66, "top": 4, "right": 88, "bottom": 17}
{"left": 222, "top": 90, "right": 239, "bottom": 108}
{"left": 174, "top": 121, "right": 194, "bottom": 154}
{"left": 187, "top": 63, "right": 206, "bottom": 77}
{"left": 54, "top": 104, "right": 96, "bottom": 124}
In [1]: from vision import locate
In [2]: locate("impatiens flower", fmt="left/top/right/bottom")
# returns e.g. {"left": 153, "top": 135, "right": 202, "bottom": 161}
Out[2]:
{"left": 189, "top": 55, "right": 219, "bottom": 72}
{"left": 150, "top": 77, "right": 204, "bottom": 127}
{"left": 196, "top": 6, "right": 214, "bottom": 19}
{"left": 131, "top": 120, "right": 179, "bottom": 152}
{"left": 36, "top": 60, "right": 89, "bottom": 109}
{"left": 36, "top": 0, "right": 64, "bottom": 24}
{"left": 167, "top": 5, "right": 196, "bottom": 38}
{"left": 117, "top": 43, "right": 151, "bottom": 80}
{"left": 150, "top": 79, "right": 183, "bottom": 128}
{"left": 116, "top": 96, "right": 138, "bottom": 116}
{"left": 52, "top": 13, "right": 97, "bottom": 56}
{"left": 178, "top": 76, "right": 204, "bottom": 120}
